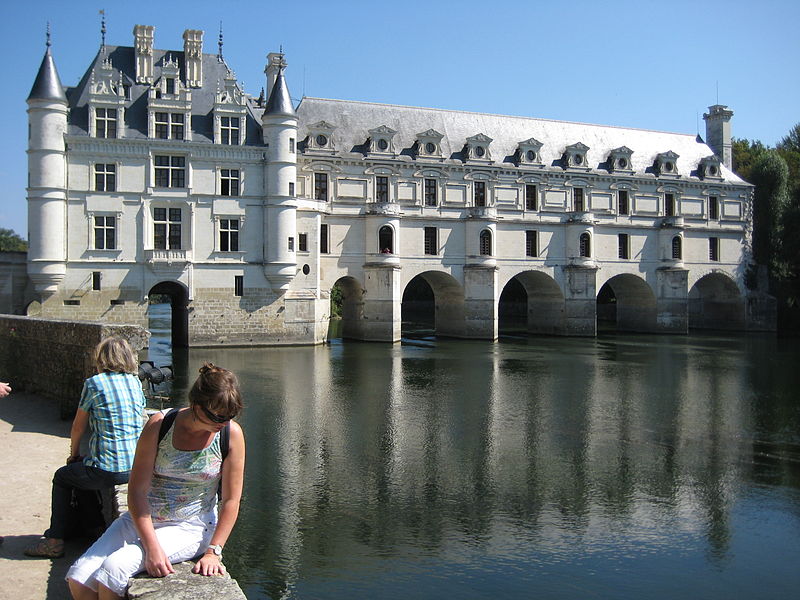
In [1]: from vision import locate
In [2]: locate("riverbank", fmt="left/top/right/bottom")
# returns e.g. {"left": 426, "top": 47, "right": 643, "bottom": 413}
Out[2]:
{"left": 0, "top": 390, "right": 86, "bottom": 599}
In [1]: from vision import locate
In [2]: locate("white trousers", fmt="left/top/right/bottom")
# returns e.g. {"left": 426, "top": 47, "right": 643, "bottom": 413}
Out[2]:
{"left": 66, "top": 511, "right": 215, "bottom": 596}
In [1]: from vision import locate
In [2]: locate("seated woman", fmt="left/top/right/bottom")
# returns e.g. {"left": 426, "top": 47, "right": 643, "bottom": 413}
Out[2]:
{"left": 66, "top": 363, "right": 245, "bottom": 600}
{"left": 25, "top": 337, "right": 146, "bottom": 558}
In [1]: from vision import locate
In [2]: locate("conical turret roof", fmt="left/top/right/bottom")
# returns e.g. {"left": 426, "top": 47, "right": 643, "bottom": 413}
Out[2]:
{"left": 265, "top": 68, "right": 295, "bottom": 117}
{"left": 28, "top": 47, "right": 67, "bottom": 102}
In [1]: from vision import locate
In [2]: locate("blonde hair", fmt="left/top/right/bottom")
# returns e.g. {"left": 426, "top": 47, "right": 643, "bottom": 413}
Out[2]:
{"left": 189, "top": 362, "right": 243, "bottom": 418}
{"left": 94, "top": 337, "right": 138, "bottom": 374}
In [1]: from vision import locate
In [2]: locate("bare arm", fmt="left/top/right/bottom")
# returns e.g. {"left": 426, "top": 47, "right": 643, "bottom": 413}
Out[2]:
{"left": 68, "top": 408, "right": 90, "bottom": 461}
{"left": 193, "top": 421, "right": 246, "bottom": 576}
{"left": 128, "top": 412, "right": 175, "bottom": 577}
{"left": 0, "top": 382, "right": 10, "bottom": 398}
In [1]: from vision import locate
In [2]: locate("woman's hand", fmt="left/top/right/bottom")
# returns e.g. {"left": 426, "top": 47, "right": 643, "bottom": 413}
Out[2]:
{"left": 143, "top": 545, "right": 175, "bottom": 578}
{"left": 193, "top": 552, "right": 227, "bottom": 576}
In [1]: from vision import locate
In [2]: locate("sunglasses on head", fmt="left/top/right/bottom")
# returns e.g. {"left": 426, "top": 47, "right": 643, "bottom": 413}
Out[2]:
{"left": 199, "top": 404, "right": 233, "bottom": 424}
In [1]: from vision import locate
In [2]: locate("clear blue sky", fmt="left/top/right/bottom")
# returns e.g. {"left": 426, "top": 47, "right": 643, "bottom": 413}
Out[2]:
{"left": 2, "top": 0, "right": 798, "bottom": 237}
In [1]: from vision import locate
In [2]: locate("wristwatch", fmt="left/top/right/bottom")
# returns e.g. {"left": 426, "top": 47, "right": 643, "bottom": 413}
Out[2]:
{"left": 206, "top": 544, "right": 223, "bottom": 557}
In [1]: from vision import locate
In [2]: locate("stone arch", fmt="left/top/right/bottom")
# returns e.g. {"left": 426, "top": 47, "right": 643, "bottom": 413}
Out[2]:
{"left": 147, "top": 281, "right": 189, "bottom": 348}
{"left": 499, "top": 270, "right": 566, "bottom": 335}
{"left": 689, "top": 272, "right": 744, "bottom": 330}
{"left": 597, "top": 274, "right": 657, "bottom": 333}
{"left": 402, "top": 271, "right": 465, "bottom": 338}
{"left": 330, "top": 276, "right": 366, "bottom": 340}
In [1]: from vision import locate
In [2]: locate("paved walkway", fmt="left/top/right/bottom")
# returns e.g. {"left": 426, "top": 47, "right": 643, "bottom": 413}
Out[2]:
{"left": 0, "top": 391, "right": 88, "bottom": 599}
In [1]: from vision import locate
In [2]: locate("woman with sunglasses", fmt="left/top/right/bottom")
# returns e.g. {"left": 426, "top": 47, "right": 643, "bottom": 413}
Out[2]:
{"left": 66, "top": 363, "right": 246, "bottom": 600}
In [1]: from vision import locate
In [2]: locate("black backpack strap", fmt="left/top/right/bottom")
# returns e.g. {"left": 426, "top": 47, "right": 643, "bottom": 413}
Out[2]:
{"left": 157, "top": 408, "right": 179, "bottom": 445}
{"left": 220, "top": 421, "right": 230, "bottom": 460}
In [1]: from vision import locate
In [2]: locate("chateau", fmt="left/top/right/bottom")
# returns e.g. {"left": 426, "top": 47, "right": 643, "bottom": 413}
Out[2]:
{"left": 25, "top": 25, "right": 770, "bottom": 347}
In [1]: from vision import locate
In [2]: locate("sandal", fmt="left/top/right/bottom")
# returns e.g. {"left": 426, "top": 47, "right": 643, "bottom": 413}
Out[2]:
{"left": 24, "top": 537, "right": 64, "bottom": 558}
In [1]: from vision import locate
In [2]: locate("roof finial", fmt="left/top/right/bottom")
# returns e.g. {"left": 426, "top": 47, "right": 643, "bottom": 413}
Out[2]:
{"left": 46, "top": 22, "right": 51, "bottom": 48}
{"left": 218, "top": 21, "right": 223, "bottom": 62}
{"left": 100, "top": 9, "right": 106, "bottom": 51}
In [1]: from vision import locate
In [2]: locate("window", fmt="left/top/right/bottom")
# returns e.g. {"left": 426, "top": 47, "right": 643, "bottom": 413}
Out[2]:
{"left": 95, "top": 108, "right": 117, "bottom": 139}
{"left": 92, "top": 272, "right": 101, "bottom": 291}
{"left": 219, "top": 219, "right": 239, "bottom": 252}
{"left": 475, "top": 181, "right": 486, "bottom": 207}
{"left": 378, "top": 225, "right": 393, "bottom": 253}
{"left": 579, "top": 232, "right": 591, "bottom": 258}
{"left": 672, "top": 236, "right": 682, "bottom": 260}
{"left": 153, "top": 207, "right": 181, "bottom": 250}
{"left": 289, "top": 182, "right": 295, "bottom": 196}
{"left": 288, "top": 237, "right": 294, "bottom": 252}
{"left": 220, "top": 117, "right": 240, "bottom": 145}
{"left": 155, "top": 112, "right": 184, "bottom": 140}
{"left": 94, "top": 216, "right": 116, "bottom": 250}
{"left": 320, "top": 224, "right": 329, "bottom": 254}
{"left": 95, "top": 163, "right": 116, "bottom": 192}
{"left": 618, "top": 190, "right": 629, "bottom": 215}
{"left": 709, "top": 196, "right": 719, "bottom": 220}
{"left": 376, "top": 176, "right": 389, "bottom": 202}
{"left": 234, "top": 275, "right": 244, "bottom": 297}
{"left": 424, "top": 178, "right": 437, "bottom": 206}
{"left": 709, "top": 237, "right": 719, "bottom": 262}
{"left": 314, "top": 173, "right": 328, "bottom": 201}
{"left": 424, "top": 227, "right": 438, "bottom": 255}
{"left": 574, "top": 188, "right": 585, "bottom": 212}
{"left": 298, "top": 233, "right": 308, "bottom": 252}
{"left": 479, "top": 229, "right": 492, "bottom": 256}
{"left": 165, "top": 78, "right": 175, "bottom": 95}
{"left": 154, "top": 155, "right": 186, "bottom": 188}
{"left": 526, "top": 230, "right": 538, "bottom": 257}
{"left": 289, "top": 138, "right": 295, "bottom": 153}
{"left": 220, "top": 169, "right": 240, "bottom": 196}
{"left": 618, "top": 233, "right": 630, "bottom": 259}
{"left": 525, "top": 185, "right": 538, "bottom": 211}
{"left": 665, "top": 193, "right": 675, "bottom": 217}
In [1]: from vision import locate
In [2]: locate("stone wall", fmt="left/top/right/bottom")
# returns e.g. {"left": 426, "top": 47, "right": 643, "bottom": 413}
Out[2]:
{"left": 0, "top": 315, "right": 149, "bottom": 418}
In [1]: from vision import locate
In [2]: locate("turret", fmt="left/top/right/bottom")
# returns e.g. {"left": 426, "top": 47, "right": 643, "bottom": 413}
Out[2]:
{"left": 262, "top": 54, "right": 298, "bottom": 291}
{"left": 703, "top": 104, "right": 733, "bottom": 170}
{"left": 26, "top": 35, "right": 68, "bottom": 294}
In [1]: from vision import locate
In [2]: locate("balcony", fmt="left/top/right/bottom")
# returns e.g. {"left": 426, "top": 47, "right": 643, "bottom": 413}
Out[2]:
{"left": 365, "top": 202, "right": 401, "bottom": 216}
{"left": 467, "top": 206, "right": 497, "bottom": 220}
{"left": 364, "top": 252, "right": 401, "bottom": 267}
{"left": 145, "top": 249, "right": 191, "bottom": 271}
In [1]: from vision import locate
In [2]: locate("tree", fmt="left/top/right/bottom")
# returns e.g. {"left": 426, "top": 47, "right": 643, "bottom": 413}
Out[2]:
{"left": 750, "top": 151, "right": 790, "bottom": 280}
{"left": 732, "top": 138, "right": 768, "bottom": 183}
{"left": 0, "top": 228, "right": 27, "bottom": 252}
{"left": 776, "top": 123, "right": 800, "bottom": 197}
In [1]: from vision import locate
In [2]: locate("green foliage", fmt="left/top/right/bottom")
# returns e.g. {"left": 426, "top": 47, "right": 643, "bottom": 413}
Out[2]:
{"left": 330, "top": 284, "right": 343, "bottom": 319}
{"left": 0, "top": 228, "right": 28, "bottom": 252}
{"left": 750, "top": 151, "right": 790, "bottom": 273}
{"left": 732, "top": 137, "right": 769, "bottom": 183}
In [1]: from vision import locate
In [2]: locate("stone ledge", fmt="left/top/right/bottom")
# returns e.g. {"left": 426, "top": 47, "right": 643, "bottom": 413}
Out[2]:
{"left": 127, "top": 561, "right": 246, "bottom": 600}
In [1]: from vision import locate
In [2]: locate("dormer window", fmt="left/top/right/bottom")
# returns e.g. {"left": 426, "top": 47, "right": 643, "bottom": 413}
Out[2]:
{"left": 608, "top": 146, "right": 634, "bottom": 174}
{"left": 220, "top": 117, "right": 240, "bottom": 145}
{"left": 165, "top": 78, "right": 175, "bottom": 95}
{"left": 95, "top": 108, "right": 118, "bottom": 139}
{"left": 416, "top": 129, "right": 444, "bottom": 160}
{"left": 518, "top": 138, "right": 543, "bottom": 166}
{"left": 465, "top": 133, "right": 493, "bottom": 162}
{"left": 306, "top": 121, "right": 337, "bottom": 154}
{"left": 699, "top": 155, "right": 723, "bottom": 180}
{"left": 214, "top": 71, "right": 247, "bottom": 146}
{"left": 88, "top": 57, "right": 126, "bottom": 139}
{"left": 564, "top": 142, "right": 590, "bottom": 170}
{"left": 655, "top": 151, "right": 680, "bottom": 177}
{"left": 148, "top": 58, "right": 192, "bottom": 141}
{"left": 368, "top": 125, "right": 397, "bottom": 156}
{"left": 155, "top": 112, "right": 185, "bottom": 140}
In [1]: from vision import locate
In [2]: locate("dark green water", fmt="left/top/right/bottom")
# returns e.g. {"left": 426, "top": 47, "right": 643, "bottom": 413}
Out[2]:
{"left": 147, "top": 308, "right": 800, "bottom": 599}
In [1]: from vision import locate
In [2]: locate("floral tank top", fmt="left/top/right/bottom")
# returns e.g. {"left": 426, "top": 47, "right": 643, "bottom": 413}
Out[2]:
{"left": 148, "top": 424, "right": 222, "bottom": 523}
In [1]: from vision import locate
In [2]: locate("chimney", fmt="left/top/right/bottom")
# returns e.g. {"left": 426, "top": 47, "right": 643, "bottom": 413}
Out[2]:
{"left": 133, "top": 25, "right": 155, "bottom": 84}
{"left": 265, "top": 52, "right": 287, "bottom": 99}
{"left": 703, "top": 104, "right": 734, "bottom": 170}
{"left": 183, "top": 29, "right": 203, "bottom": 88}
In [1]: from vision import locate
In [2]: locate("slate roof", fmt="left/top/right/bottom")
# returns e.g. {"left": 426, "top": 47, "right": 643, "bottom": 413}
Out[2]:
{"left": 295, "top": 97, "right": 747, "bottom": 185}
{"left": 64, "top": 45, "right": 264, "bottom": 145}
{"left": 28, "top": 48, "right": 67, "bottom": 102}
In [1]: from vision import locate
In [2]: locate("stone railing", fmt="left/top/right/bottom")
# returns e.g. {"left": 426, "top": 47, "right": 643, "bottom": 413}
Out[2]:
{"left": 127, "top": 562, "right": 246, "bottom": 599}
{"left": 0, "top": 315, "right": 149, "bottom": 418}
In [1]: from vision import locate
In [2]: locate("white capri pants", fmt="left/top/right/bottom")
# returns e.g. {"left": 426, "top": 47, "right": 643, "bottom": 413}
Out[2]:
{"left": 66, "top": 511, "right": 216, "bottom": 596}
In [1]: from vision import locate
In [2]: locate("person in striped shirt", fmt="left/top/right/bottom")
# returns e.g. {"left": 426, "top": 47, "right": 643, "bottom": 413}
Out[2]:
{"left": 25, "top": 337, "right": 146, "bottom": 558}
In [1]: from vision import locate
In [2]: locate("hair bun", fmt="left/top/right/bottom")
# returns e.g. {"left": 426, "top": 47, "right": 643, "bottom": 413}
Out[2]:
{"left": 199, "top": 362, "right": 216, "bottom": 375}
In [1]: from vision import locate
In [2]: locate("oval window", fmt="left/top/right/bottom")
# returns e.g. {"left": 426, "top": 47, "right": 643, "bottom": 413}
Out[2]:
{"left": 526, "top": 150, "right": 536, "bottom": 162}
{"left": 664, "top": 161, "right": 674, "bottom": 172}
{"left": 709, "top": 165, "right": 718, "bottom": 175}
{"left": 574, "top": 154, "right": 583, "bottom": 165}
{"left": 425, "top": 142, "right": 436, "bottom": 154}
{"left": 377, "top": 138, "right": 389, "bottom": 151}
{"left": 475, "top": 146, "right": 485, "bottom": 158}
{"left": 302, "top": 264, "right": 310, "bottom": 275}
{"left": 618, "top": 158, "right": 628, "bottom": 169}
{"left": 316, "top": 134, "right": 328, "bottom": 147}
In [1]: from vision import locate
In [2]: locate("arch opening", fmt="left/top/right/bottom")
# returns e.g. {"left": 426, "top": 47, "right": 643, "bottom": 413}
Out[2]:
{"left": 402, "top": 272, "right": 465, "bottom": 338}
{"left": 378, "top": 225, "right": 393, "bottom": 254}
{"left": 689, "top": 273, "right": 744, "bottom": 330}
{"left": 499, "top": 271, "right": 565, "bottom": 336}
{"left": 597, "top": 274, "right": 657, "bottom": 333}
{"left": 147, "top": 281, "right": 189, "bottom": 351}
{"left": 328, "top": 276, "right": 365, "bottom": 340}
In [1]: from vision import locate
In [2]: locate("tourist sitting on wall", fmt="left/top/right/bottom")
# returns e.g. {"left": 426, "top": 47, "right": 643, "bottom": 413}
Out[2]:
{"left": 24, "top": 337, "right": 146, "bottom": 559}
{"left": 66, "top": 363, "right": 246, "bottom": 600}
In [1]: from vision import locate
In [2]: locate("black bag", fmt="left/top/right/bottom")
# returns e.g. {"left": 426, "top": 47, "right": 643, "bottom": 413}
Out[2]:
{"left": 63, "top": 488, "right": 107, "bottom": 541}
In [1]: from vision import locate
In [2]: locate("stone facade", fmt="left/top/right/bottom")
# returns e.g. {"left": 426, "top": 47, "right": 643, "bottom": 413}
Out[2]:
{"left": 24, "top": 24, "right": 774, "bottom": 347}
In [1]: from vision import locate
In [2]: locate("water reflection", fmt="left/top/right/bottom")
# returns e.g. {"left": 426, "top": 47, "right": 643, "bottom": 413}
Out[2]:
{"left": 150, "top": 327, "right": 800, "bottom": 599}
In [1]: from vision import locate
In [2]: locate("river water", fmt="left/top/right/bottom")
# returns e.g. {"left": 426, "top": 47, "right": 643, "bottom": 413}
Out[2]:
{"left": 146, "top": 305, "right": 800, "bottom": 599}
